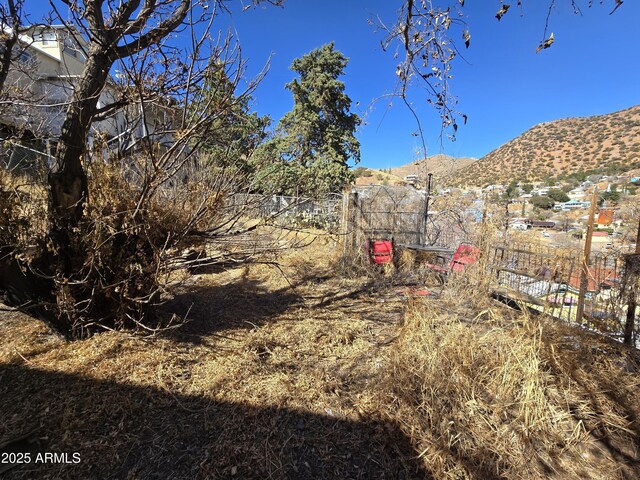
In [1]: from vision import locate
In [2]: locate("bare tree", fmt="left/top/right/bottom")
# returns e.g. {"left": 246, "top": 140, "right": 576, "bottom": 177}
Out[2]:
{"left": 0, "top": 0, "right": 26, "bottom": 93}
{"left": 0, "top": 0, "right": 289, "bottom": 337}
{"left": 48, "top": 0, "right": 196, "bottom": 232}
{"left": 374, "top": 0, "right": 626, "bottom": 153}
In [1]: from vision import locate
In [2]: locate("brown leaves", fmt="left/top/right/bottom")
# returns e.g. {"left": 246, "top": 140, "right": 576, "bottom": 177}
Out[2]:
{"left": 495, "top": 3, "right": 510, "bottom": 21}
{"left": 536, "top": 32, "right": 554, "bottom": 53}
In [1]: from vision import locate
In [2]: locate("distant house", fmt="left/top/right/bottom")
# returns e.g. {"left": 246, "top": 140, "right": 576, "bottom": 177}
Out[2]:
{"left": 509, "top": 221, "right": 531, "bottom": 231}
{"left": 567, "top": 188, "right": 586, "bottom": 199}
{"left": 568, "top": 266, "right": 619, "bottom": 293}
{"left": 531, "top": 220, "right": 555, "bottom": 229}
{"left": 559, "top": 200, "right": 591, "bottom": 211}
{"left": 532, "top": 188, "right": 550, "bottom": 196}
{"left": 590, "top": 231, "right": 611, "bottom": 243}
{"left": 403, "top": 174, "right": 420, "bottom": 186}
{"left": 1, "top": 25, "right": 178, "bottom": 169}
{"left": 596, "top": 209, "right": 614, "bottom": 228}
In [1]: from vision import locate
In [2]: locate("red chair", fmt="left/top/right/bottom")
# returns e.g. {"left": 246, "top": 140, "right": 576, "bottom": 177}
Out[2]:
{"left": 424, "top": 242, "right": 480, "bottom": 278}
{"left": 449, "top": 243, "right": 481, "bottom": 273}
{"left": 365, "top": 238, "right": 395, "bottom": 265}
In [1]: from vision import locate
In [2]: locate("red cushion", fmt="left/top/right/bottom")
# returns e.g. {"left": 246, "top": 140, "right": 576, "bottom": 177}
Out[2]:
{"left": 449, "top": 243, "right": 480, "bottom": 272}
{"left": 366, "top": 240, "right": 394, "bottom": 264}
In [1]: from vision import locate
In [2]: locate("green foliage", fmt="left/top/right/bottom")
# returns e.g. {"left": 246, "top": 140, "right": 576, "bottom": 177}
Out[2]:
{"left": 193, "top": 62, "right": 270, "bottom": 178}
{"left": 521, "top": 183, "right": 533, "bottom": 194}
{"left": 353, "top": 166, "right": 369, "bottom": 178}
{"left": 547, "top": 188, "right": 570, "bottom": 203}
{"left": 600, "top": 184, "right": 621, "bottom": 204}
{"left": 530, "top": 195, "right": 555, "bottom": 209}
{"left": 254, "top": 43, "right": 361, "bottom": 197}
{"left": 501, "top": 180, "right": 519, "bottom": 201}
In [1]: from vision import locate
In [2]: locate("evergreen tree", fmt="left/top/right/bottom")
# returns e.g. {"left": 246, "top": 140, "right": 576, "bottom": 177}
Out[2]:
{"left": 194, "top": 62, "right": 270, "bottom": 178}
{"left": 256, "top": 42, "right": 360, "bottom": 197}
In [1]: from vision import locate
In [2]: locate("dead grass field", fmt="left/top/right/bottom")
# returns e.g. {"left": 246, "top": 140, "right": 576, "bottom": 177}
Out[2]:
{"left": 1, "top": 235, "right": 640, "bottom": 479}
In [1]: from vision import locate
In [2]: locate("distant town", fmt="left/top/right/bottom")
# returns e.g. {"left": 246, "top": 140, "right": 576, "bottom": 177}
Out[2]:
{"left": 356, "top": 168, "right": 640, "bottom": 254}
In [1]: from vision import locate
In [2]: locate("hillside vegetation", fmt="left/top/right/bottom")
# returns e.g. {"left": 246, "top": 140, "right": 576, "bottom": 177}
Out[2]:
{"left": 391, "top": 153, "right": 478, "bottom": 181}
{"left": 451, "top": 105, "right": 640, "bottom": 186}
{"left": 353, "top": 167, "right": 404, "bottom": 186}
{"left": 354, "top": 154, "right": 477, "bottom": 187}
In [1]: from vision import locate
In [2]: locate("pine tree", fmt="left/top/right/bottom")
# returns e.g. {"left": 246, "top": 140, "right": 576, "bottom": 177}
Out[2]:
{"left": 194, "top": 62, "right": 269, "bottom": 177}
{"left": 257, "top": 42, "right": 360, "bottom": 197}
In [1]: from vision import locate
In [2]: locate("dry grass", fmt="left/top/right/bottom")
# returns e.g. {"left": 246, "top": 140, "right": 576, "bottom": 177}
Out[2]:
{"left": 374, "top": 291, "right": 640, "bottom": 479}
{"left": 1, "top": 237, "right": 640, "bottom": 478}
{"left": 0, "top": 235, "right": 415, "bottom": 479}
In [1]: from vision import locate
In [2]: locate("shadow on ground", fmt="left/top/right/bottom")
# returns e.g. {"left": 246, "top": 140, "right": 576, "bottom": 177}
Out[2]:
{"left": 0, "top": 363, "right": 429, "bottom": 479}
{"left": 158, "top": 267, "right": 386, "bottom": 346}
{"left": 159, "top": 274, "right": 304, "bottom": 345}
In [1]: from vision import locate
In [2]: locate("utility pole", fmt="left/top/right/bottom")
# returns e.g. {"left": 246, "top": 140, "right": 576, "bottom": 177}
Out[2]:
{"left": 576, "top": 187, "right": 598, "bottom": 324}
{"left": 422, "top": 173, "right": 433, "bottom": 245}
{"left": 623, "top": 218, "right": 640, "bottom": 345}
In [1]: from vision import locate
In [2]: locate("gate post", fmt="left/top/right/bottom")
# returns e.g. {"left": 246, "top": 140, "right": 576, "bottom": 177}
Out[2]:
{"left": 576, "top": 188, "right": 598, "bottom": 325}
{"left": 342, "top": 189, "right": 358, "bottom": 258}
{"left": 623, "top": 219, "right": 640, "bottom": 345}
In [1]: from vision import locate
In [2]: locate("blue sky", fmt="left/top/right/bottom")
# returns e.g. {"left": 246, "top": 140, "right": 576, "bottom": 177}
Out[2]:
{"left": 31, "top": 1, "right": 640, "bottom": 170}
{"left": 226, "top": 0, "right": 640, "bottom": 169}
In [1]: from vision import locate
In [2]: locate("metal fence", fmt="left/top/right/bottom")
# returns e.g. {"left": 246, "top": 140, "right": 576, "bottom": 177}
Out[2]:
{"left": 227, "top": 193, "right": 343, "bottom": 230}
{"left": 490, "top": 241, "right": 638, "bottom": 344}
{"left": 0, "top": 138, "right": 52, "bottom": 174}
{"left": 342, "top": 185, "right": 428, "bottom": 254}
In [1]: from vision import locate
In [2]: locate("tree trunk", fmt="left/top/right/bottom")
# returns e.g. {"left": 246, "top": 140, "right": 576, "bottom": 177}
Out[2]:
{"left": 0, "top": 35, "right": 17, "bottom": 96}
{"left": 43, "top": 49, "right": 114, "bottom": 334}
{"left": 48, "top": 50, "right": 112, "bottom": 231}
{"left": 0, "top": 0, "right": 20, "bottom": 96}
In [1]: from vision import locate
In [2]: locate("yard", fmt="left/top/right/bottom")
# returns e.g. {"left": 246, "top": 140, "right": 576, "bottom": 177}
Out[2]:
{"left": 1, "top": 234, "right": 640, "bottom": 479}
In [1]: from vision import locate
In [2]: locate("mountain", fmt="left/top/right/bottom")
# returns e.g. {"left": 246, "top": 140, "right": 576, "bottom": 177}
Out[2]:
{"left": 389, "top": 154, "right": 478, "bottom": 182}
{"left": 353, "top": 167, "right": 404, "bottom": 186}
{"left": 450, "top": 105, "right": 640, "bottom": 187}
{"left": 353, "top": 154, "right": 477, "bottom": 187}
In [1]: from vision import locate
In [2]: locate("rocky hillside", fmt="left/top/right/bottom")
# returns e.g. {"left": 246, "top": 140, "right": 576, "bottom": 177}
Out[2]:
{"left": 390, "top": 153, "right": 477, "bottom": 182}
{"left": 354, "top": 153, "right": 476, "bottom": 187}
{"left": 353, "top": 167, "right": 403, "bottom": 186}
{"left": 451, "top": 105, "right": 640, "bottom": 186}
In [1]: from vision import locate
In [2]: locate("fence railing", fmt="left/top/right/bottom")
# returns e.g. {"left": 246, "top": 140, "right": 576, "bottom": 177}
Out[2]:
{"left": 489, "top": 241, "right": 637, "bottom": 344}
{"left": 227, "top": 193, "right": 343, "bottom": 230}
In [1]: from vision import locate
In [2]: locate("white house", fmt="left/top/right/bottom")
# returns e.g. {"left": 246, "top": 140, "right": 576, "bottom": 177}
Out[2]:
{"left": 1, "top": 25, "right": 177, "bottom": 169}
{"left": 567, "top": 188, "right": 586, "bottom": 200}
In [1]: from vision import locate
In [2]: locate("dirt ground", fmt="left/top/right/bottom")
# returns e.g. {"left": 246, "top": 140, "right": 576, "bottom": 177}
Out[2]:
{"left": 2, "top": 235, "right": 640, "bottom": 479}
{"left": 0, "top": 237, "right": 424, "bottom": 479}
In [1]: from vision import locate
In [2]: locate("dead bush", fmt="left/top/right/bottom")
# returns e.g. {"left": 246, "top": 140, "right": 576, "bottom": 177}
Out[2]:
{"left": 1, "top": 153, "right": 269, "bottom": 338}
{"left": 375, "top": 298, "right": 640, "bottom": 479}
{"left": 0, "top": 168, "right": 47, "bottom": 248}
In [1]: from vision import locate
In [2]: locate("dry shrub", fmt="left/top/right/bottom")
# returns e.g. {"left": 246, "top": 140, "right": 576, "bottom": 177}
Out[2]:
{"left": 0, "top": 168, "right": 47, "bottom": 248}
{"left": 376, "top": 297, "right": 640, "bottom": 479}
{"left": 48, "top": 158, "right": 236, "bottom": 337}
{"left": 0, "top": 156, "right": 246, "bottom": 338}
